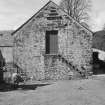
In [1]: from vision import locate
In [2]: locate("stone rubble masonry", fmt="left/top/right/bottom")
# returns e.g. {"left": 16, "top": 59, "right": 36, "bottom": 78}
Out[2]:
{"left": 13, "top": 1, "right": 93, "bottom": 80}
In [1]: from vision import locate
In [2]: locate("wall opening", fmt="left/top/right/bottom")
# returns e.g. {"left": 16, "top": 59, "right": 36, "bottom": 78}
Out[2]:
{"left": 45, "top": 30, "right": 58, "bottom": 54}
{"left": 93, "top": 52, "right": 105, "bottom": 74}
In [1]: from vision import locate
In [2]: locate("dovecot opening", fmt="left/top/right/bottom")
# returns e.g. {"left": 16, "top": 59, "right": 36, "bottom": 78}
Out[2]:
{"left": 45, "top": 30, "right": 58, "bottom": 54}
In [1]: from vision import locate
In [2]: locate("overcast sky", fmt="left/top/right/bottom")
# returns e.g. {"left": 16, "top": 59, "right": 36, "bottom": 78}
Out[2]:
{"left": 0, "top": 0, "right": 105, "bottom": 32}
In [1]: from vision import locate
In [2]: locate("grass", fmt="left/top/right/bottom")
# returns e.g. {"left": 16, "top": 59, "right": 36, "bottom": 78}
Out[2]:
{"left": 0, "top": 77, "right": 105, "bottom": 105}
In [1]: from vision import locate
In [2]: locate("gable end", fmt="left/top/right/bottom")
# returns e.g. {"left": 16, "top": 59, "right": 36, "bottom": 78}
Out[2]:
{"left": 12, "top": 1, "right": 93, "bottom": 35}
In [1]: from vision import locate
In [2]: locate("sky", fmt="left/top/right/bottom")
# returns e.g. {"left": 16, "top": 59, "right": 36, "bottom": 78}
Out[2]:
{"left": 0, "top": 0, "right": 105, "bottom": 32}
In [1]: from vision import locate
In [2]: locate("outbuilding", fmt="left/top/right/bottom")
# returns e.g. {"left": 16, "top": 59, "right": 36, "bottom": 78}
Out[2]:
{"left": 12, "top": 1, "right": 93, "bottom": 80}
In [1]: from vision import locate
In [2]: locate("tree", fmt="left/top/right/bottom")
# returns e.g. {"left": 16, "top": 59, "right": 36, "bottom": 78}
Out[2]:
{"left": 59, "top": 0, "right": 91, "bottom": 23}
{"left": 102, "top": 24, "right": 105, "bottom": 30}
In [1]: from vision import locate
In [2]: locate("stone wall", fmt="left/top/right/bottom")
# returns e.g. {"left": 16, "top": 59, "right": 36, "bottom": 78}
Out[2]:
{"left": 44, "top": 55, "right": 71, "bottom": 80}
{"left": 58, "top": 23, "right": 92, "bottom": 73}
{"left": 13, "top": 1, "right": 92, "bottom": 80}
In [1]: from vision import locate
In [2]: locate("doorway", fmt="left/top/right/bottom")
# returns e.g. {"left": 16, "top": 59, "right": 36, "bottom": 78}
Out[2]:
{"left": 45, "top": 30, "right": 58, "bottom": 54}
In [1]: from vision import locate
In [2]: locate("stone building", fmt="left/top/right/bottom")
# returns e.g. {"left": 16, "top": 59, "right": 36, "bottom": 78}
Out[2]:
{"left": 12, "top": 1, "right": 93, "bottom": 80}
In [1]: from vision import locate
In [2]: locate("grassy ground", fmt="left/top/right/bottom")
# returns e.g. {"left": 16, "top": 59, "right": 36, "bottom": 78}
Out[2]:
{"left": 0, "top": 76, "right": 105, "bottom": 105}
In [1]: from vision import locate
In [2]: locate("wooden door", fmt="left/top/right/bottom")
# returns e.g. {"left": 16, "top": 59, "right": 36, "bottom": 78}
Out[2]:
{"left": 46, "top": 30, "right": 58, "bottom": 54}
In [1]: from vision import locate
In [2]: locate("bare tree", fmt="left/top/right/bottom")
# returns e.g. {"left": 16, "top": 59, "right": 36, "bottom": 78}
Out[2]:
{"left": 60, "top": 0, "right": 91, "bottom": 23}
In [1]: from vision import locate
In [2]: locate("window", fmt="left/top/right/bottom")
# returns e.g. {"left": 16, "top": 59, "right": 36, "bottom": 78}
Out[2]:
{"left": 46, "top": 30, "right": 58, "bottom": 54}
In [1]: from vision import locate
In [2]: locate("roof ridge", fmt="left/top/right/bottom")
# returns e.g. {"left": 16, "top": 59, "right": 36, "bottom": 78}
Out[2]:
{"left": 12, "top": 0, "right": 93, "bottom": 35}
{"left": 12, "top": 1, "right": 52, "bottom": 35}
{"left": 50, "top": 1, "right": 93, "bottom": 33}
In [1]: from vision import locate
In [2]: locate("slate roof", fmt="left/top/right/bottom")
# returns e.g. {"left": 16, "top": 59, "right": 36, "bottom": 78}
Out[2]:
{"left": 0, "top": 30, "right": 14, "bottom": 47}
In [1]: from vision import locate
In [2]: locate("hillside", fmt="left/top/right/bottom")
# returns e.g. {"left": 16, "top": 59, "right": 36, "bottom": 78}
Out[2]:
{"left": 93, "top": 30, "right": 105, "bottom": 51}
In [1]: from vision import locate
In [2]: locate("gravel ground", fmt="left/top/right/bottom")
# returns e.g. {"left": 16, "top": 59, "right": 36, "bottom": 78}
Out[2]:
{"left": 0, "top": 76, "right": 105, "bottom": 105}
